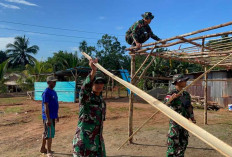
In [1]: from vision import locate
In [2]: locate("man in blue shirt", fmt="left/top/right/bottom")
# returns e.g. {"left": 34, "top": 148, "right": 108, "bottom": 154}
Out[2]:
{"left": 40, "top": 76, "right": 59, "bottom": 157}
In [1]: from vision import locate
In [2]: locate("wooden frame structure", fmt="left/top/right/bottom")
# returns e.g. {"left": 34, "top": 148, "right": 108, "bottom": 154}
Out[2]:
{"left": 82, "top": 52, "right": 232, "bottom": 157}
{"left": 126, "top": 21, "right": 232, "bottom": 143}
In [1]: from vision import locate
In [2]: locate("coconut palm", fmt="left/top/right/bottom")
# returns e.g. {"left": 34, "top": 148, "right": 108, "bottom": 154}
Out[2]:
{"left": 6, "top": 35, "right": 39, "bottom": 67}
{"left": 0, "top": 60, "right": 8, "bottom": 93}
{"left": 24, "top": 61, "right": 53, "bottom": 82}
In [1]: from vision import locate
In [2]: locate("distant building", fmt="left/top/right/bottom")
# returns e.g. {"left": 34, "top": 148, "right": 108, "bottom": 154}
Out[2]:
{"left": 169, "top": 70, "right": 232, "bottom": 108}
{"left": 4, "top": 73, "right": 23, "bottom": 92}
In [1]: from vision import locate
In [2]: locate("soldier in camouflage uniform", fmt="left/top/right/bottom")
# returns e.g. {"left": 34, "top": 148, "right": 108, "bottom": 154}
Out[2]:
{"left": 73, "top": 58, "right": 107, "bottom": 157}
{"left": 164, "top": 74, "right": 196, "bottom": 157}
{"left": 126, "top": 12, "right": 164, "bottom": 49}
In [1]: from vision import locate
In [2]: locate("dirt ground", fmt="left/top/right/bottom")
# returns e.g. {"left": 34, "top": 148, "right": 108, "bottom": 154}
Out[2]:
{"left": 0, "top": 96, "right": 232, "bottom": 157}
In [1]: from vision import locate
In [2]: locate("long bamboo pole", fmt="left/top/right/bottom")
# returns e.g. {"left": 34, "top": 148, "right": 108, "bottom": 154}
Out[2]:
{"left": 82, "top": 52, "right": 232, "bottom": 157}
{"left": 118, "top": 110, "right": 159, "bottom": 150}
{"left": 135, "top": 56, "right": 156, "bottom": 85}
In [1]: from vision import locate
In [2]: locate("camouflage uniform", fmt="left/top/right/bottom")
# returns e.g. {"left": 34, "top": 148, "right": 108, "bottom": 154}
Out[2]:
{"left": 125, "top": 12, "right": 161, "bottom": 46}
{"left": 164, "top": 74, "right": 194, "bottom": 157}
{"left": 73, "top": 75, "right": 106, "bottom": 157}
{"left": 125, "top": 19, "right": 161, "bottom": 45}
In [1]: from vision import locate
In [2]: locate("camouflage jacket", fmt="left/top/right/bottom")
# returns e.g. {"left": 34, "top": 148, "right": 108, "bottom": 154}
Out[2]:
{"left": 73, "top": 75, "right": 106, "bottom": 157}
{"left": 164, "top": 88, "right": 194, "bottom": 119}
{"left": 126, "top": 19, "right": 161, "bottom": 42}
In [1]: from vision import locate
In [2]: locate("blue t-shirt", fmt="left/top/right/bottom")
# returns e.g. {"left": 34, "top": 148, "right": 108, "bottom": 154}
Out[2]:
{"left": 42, "top": 88, "right": 59, "bottom": 120}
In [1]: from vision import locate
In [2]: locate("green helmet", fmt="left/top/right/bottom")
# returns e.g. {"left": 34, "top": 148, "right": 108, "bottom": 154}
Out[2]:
{"left": 172, "top": 74, "right": 189, "bottom": 85}
{"left": 94, "top": 71, "right": 106, "bottom": 84}
{"left": 142, "top": 12, "right": 154, "bottom": 20}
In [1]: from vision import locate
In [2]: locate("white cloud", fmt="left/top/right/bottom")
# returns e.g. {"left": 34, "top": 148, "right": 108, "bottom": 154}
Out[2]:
{"left": 98, "top": 16, "right": 106, "bottom": 20}
{"left": 0, "top": 2, "right": 20, "bottom": 9}
{"left": 116, "top": 26, "right": 124, "bottom": 30}
{"left": 0, "top": 37, "right": 15, "bottom": 50}
{"left": 5, "top": 0, "right": 38, "bottom": 6}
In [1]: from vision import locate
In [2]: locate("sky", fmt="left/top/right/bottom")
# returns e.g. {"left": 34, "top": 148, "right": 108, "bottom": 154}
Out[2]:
{"left": 0, "top": 0, "right": 232, "bottom": 60}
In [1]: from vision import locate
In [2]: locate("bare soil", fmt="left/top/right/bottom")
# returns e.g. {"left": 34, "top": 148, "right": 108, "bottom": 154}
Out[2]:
{"left": 0, "top": 96, "right": 232, "bottom": 157}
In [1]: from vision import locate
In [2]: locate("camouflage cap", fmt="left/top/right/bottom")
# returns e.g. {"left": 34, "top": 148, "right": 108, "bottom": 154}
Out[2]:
{"left": 94, "top": 71, "right": 106, "bottom": 84}
{"left": 172, "top": 74, "right": 189, "bottom": 85}
{"left": 46, "top": 76, "right": 58, "bottom": 82}
{"left": 142, "top": 12, "right": 154, "bottom": 20}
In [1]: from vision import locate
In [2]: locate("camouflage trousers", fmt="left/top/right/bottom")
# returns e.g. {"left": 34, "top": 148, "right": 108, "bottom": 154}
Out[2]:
{"left": 125, "top": 33, "right": 150, "bottom": 45}
{"left": 73, "top": 126, "right": 106, "bottom": 157}
{"left": 167, "top": 120, "right": 189, "bottom": 157}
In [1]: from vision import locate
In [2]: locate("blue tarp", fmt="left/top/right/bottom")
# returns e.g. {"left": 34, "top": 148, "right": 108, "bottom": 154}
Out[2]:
{"left": 119, "top": 69, "right": 131, "bottom": 94}
{"left": 34, "top": 81, "right": 76, "bottom": 102}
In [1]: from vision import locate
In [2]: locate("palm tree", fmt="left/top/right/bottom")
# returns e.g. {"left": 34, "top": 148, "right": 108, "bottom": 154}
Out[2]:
{"left": 6, "top": 35, "right": 39, "bottom": 67}
{"left": 0, "top": 60, "right": 8, "bottom": 81}
{"left": 24, "top": 61, "right": 53, "bottom": 82}
{"left": 0, "top": 60, "right": 8, "bottom": 93}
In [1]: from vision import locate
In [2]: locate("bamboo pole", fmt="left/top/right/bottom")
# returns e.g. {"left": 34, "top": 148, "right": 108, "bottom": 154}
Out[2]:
{"left": 117, "top": 53, "right": 232, "bottom": 150}
{"left": 204, "top": 66, "right": 208, "bottom": 125}
{"left": 178, "top": 37, "right": 214, "bottom": 51}
{"left": 135, "top": 56, "right": 156, "bottom": 85}
{"left": 126, "top": 21, "right": 232, "bottom": 51}
{"left": 129, "top": 55, "right": 135, "bottom": 143}
{"left": 106, "top": 76, "right": 110, "bottom": 98}
{"left": 82, "top": 52, "right": 232, "bottom": 157}
{"left": 202, "top": 38, "right": 208, "bottom": 125}
{"left": 118, "top": 84, "right": 120, "bottom": 98}
{"left": 111, "top": 78, "right": 114, "bottom": 98}
{"left": 131, "top": 47, "right": 156, "bottom": 81}
{"left": 118, "top": 110, "right": 159, "bottom": 150}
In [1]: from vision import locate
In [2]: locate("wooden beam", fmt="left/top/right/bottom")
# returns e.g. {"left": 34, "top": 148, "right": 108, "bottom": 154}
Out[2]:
{"left": 178, "top": 37, "right": 214, "bottom": 51}
{"left": 82, "top": 52, "right": 232, "bottom": 157}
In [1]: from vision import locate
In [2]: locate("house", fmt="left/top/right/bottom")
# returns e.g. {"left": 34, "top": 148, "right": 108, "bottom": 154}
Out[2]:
{"left": 4, "top": 73, "right": 23, "bottom": 93}
{"left": 169, "top": 70, "right": 232, "bottom": 108}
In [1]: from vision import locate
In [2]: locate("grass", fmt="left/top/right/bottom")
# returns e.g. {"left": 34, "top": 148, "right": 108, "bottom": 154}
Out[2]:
{"left": 0, "top": 97, "right": 26, "bottom": 106}
{"left": 4, "top": 106, "right": 23, "bottom": 113}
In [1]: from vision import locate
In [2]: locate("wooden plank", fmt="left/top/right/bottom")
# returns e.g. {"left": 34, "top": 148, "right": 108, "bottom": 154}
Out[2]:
{"left": 82, "top": 52, "right": 232, "bottom": 157}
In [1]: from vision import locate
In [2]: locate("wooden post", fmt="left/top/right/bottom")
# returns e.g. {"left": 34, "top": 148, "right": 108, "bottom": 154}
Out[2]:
{"left": 204, "top": 66, "right": 208, "bottom": 125}
{"left": 118, "top": 84, "right": 120, "bottom": 98}
{"left": 111, "top": 78, "right": 114, "bottom": 98}
{"left": 106, "top": 76, "right": 110, "bottom": 98}
{"left": 129, "top": 55, "right": 135, "bottom": 143}
{"left": 201, "top": 38, "right": 208, "bottom": 125}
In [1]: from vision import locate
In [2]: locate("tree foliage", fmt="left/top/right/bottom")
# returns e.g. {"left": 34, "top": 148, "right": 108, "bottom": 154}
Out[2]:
{"left": 6, "top": 35, "right": 39, "bottom": 67}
